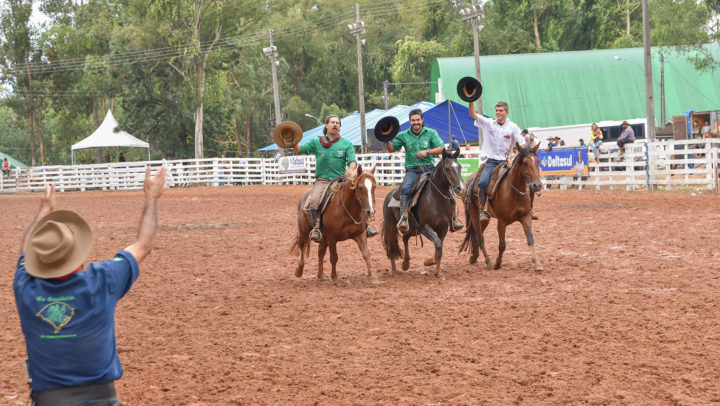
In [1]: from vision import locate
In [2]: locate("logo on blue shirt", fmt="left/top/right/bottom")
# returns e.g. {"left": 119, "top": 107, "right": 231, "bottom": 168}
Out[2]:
{"left": 36, "top": 302, "right": 75, "bottom": 334}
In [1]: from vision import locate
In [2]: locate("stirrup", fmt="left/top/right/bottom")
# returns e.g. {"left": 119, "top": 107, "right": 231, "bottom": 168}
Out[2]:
{"left": 397, "top": 216, "right": 409, "bottom": 233}
{"left": 366, "top": 225, "right": 379, "bottom": 238}
{"left": 479, "top": 211, "right": 490, "bottom": 224}
{"left": 450, "top": 216, "right": 464, "bottom": 232}
{"left": 309, "top": 228, "right": 322, "bottom": 243}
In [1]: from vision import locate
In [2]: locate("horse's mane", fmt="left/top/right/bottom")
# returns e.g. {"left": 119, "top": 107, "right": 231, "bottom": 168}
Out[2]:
{"left": 512, "top": 144, "right": 535, "bottom": 167}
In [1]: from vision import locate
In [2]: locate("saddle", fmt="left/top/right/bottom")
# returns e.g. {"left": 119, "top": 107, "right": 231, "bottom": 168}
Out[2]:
{"left": 466, "top": 162, "right": 510, "bottom": 205}
{"left": 303, "top": 176, "right": 345, "bottom": 216}
{"left": 388, "top": 173, "right": 431, "bottom": 209}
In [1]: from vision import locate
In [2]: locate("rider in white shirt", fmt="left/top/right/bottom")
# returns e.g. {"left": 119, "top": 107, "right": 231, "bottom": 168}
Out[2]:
{"left": 468, "top": 101, "right": 527, "bottom": 223}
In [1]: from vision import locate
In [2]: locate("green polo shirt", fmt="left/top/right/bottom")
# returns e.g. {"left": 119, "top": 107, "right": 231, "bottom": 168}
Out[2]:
{"left": 299, "top": 137, "right": 357, "bottom": 180}
{"left": 391, "top": 126, "right": 444, "bottom": 168}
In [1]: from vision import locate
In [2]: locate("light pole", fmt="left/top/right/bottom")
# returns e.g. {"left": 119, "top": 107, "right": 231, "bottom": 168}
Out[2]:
{"left": 614, "top": 55, "right": 665, "bottom": 128}
{"left": 263, "top": 30, "right": 282, "bottom": 127}
{"left": 305, "top": 113, "right": 322, "bottom": 126}
{"left": 459, "top": 0, "right": 484, "bottom": 146}
{"left": 348, "top": 4, "right": 367, "bottom": 153}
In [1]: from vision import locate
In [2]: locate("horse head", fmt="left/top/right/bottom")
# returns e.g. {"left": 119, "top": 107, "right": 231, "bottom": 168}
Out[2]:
{"left": 348, "top": 165, "right": 377, "bottom": 220}
{"left": 514, "top": 142, "right": 543, "bottom": 193}
{"left": 438, "top": 147, "right": 465, "bottom": 195}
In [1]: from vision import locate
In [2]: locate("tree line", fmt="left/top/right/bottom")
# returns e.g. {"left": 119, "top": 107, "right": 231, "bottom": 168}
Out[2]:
{"left": 0, "top": 0, "right": 714, "bottom": 166}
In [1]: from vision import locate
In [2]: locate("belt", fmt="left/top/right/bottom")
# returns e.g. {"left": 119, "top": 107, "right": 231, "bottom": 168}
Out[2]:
{"left": 32, "top": 382, "right": 117, "bottom": 406}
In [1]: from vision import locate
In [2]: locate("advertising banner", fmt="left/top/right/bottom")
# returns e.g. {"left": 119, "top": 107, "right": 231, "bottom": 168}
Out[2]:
{"left": 538, "top": 148, "right": 588, "bottom": 176}
{"left": 279, "top": 156, "right": 308, "bottom": 174}
{"left": 458, "top": 158, "right": 479, "bottom": 180}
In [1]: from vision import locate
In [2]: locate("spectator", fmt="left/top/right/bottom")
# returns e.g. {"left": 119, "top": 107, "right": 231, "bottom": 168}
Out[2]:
{"left": 558, "top": 138, "right": 565, "bottom": 146}
{"left": 589, "top": 123, "right": 603, "bottom": 163}
{"left": 579, "top": 138, "right": 586, "bottom": 147}
{"left": 2, "top": 157, "right": 10, "bottom": 176}
{"left": 546, "top": 137, "right": 556, "bottom": 151}
{"left": 691, "top": 120, "right": 701, "bottom": 139}
{"left": 617, "top": 120, "right": 635, "bottom": 161}
{"left": 702, "top": 120, "right": 714, "bottom": 138}
{"left": 118, "top": 152, "right": 126, "bottom": 162}
{"left": 14, "top": 166, "right": 167, "bottom": 406}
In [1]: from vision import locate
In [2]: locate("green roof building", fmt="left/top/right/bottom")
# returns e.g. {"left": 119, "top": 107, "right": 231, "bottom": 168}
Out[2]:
{"left": 430, "top": 45, "right": 720, "bottom": 130}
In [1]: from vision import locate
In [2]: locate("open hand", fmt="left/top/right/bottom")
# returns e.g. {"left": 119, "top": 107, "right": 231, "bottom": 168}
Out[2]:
{"left": 39, "top": 184, "right": 56, "bottom": 215}
{"left": 143, "top": 166, "right": 167, "bottom": 199}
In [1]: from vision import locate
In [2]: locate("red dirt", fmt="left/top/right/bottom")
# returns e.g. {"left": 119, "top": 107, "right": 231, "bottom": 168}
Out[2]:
{"left": 2, "top": 186, "right": 720, "bottom": 405}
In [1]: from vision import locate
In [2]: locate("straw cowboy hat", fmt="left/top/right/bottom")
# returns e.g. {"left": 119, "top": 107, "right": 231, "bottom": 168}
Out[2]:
{"left": 456, "top": 76, "right": 483, "bottom": 102}
{"left": 24, "top": 210, "right": 93, "bottom": 279}
{"left": 273, "top": 121, "right": 303, "bottom": 149}
{"left": 374, "top": 116, "right": 400, "bottom": 142}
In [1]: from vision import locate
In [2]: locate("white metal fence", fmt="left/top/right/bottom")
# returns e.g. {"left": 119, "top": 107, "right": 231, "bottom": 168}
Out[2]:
{"left": 1, "top": 139, "right": 719, "bottom": 193}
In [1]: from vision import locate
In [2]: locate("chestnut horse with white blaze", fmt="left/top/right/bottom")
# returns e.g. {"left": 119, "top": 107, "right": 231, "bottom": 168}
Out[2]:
{"left": 290, "top": 166, "right": 378, "bottom": 281}
{"left": 460, "top": 143, "right": 544, "bottom": 272}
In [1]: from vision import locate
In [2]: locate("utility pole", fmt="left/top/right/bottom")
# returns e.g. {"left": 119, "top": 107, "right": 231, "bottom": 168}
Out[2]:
{"left": 660, "top": 52, "right": 665, "bottom": 126}
{"left": 641, "top": 0, "right": 655, "bottom": 141}
{"left": 263, "top": 30, "right": 282, "bottom": 126}
{"left": 460, "top": 0, "right": 484, "bottom": 145}
{"left": 383, "top": 80, "right": 389, "bottom": 110}
{"left": 349, "top": 4, "right": 367, "bottom": 153}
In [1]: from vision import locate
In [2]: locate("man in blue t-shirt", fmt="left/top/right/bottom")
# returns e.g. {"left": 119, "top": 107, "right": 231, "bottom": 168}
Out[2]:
{"left": 13, "top": 165, "right": 167, "bottom": 406}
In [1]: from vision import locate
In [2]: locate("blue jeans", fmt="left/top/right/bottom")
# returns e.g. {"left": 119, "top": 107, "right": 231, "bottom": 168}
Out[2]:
{"left": 401, "top": 166, "right": 435, "bottom": 196}
{"left": 478, "top": 159, "right": 505, "bottom": 189}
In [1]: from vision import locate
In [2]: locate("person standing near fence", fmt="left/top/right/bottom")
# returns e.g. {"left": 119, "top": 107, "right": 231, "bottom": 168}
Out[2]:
{"left": 293, "top": 115, "right": 378, "bottom": 241}
{"left": 13, "top": 166, "right": 166, "bottom": 406}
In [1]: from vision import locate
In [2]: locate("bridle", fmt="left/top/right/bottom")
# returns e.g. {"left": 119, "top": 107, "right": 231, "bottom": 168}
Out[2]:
{"left": 340, "top": 173, "right": 375, "bottom": 224}
{"left": 429, "top": 156, "right": 462, "bottom": 201}
{"left": 506, "top": 150, "right": 538, "bottom": 196}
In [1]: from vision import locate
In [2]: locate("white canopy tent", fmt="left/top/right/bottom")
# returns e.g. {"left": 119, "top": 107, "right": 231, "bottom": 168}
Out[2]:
{"left": 71, "top": 110, "right": 150, "bottom": 164}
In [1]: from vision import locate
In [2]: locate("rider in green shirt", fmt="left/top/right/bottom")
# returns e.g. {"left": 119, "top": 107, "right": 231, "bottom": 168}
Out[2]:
{"left": 294, "top": 114, "right": 377, "bottom": 241}
{"left": 385, "top": 109, "right": 463, "bottom": 233}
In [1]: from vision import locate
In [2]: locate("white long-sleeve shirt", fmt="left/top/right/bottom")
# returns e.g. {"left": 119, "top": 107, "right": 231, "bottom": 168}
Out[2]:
{"left": 473, "top": 115, "right": 526, "bottom": 161}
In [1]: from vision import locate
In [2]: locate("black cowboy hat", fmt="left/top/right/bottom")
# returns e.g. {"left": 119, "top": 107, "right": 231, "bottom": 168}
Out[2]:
{"left": 373, "top": 116, "right": 400, "bottom": 142}
{"left": 273, "top": 121, "right": 303, "bottom": 148}
{"left": 457, "top": 76, "right": 483, "bottom": 102}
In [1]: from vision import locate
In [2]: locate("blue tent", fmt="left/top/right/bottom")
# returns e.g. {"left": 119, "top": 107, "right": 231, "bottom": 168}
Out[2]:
{"left": 259, "top": 99, "right": 480, "bottom": 151}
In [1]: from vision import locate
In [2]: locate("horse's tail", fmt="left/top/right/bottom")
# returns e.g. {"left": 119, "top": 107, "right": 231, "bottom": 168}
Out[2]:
{"left": 460, "top": 173, "right": 480, "bottom": 254}
{"left": 289, "top": 233, "right": 311, "bottom": 257}
{"left": 381, "top": 193, "right": 403, "bottom": 260}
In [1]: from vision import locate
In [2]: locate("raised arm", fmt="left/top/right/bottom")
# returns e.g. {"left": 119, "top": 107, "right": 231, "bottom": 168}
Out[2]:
{"left": 124, "top": 166, "right": 167, "bottom": 264}
{"left": 20, "top": 184, "right": 55, "bottom": 255}
{"left": 468, "top": 102, "right": 478, "bottom": 120}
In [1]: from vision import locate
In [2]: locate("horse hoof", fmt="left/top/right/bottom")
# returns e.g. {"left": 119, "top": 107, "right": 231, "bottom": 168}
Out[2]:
{"left": 535, "top": 266, "right": 544, "bottom": 273}
{"left": 493, "top": 263, "right": 502, "bottom": 271}
{"left": 469, "top": 256, "right": 478, "bottom": 264}
{"left": 295, "top": 268, "right": 303, "bottom": 278}
{"left": 486, "top": 262, "right": 495, "bottom": 270}
{"left": 424, "top": 257, "right": 437, "bottom": 266}
{"left": 370, "top": 276, "right": 385, "bottom": 285}
{"left": 402, "top": 261, "right": 410, "bottom": 271}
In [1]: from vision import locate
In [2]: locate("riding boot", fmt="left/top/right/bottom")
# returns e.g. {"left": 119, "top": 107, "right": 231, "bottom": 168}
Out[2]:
{"left": 366, "top": 224, "right": 379, "bottom": 238}
{"left": 309, "top": 209, "right": 322, "bottom": 243}
{"left": 396, "top": 195, "right": 410, "bottom": 233}
{"left": 478, "top": 188, "right": 490, "bottom": 224}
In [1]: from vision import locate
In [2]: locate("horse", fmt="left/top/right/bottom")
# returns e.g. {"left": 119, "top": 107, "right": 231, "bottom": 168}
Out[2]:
{"left": 460, "top": 143, "right": 544, "bottom": 272}
{"left": 381, "top": 147, "right": 464, "bottom": 277}
{"left": 290, "top": 165, "right": 378, "bottom": 281}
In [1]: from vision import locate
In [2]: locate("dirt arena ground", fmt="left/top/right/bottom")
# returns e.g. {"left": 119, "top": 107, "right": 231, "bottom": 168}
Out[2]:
{"left": 2, "top": 185, "right": 720, "bottom": 405}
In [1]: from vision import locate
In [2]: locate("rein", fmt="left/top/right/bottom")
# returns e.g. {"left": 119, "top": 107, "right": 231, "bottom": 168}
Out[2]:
{"left": 340, "top": 175, "right": 371, "bottom": 224}
{"left": 505, "top": 151, "right": 536, "bottom": 196}
{"left": 428, "top": 159, "right": 459, "bottom": 201}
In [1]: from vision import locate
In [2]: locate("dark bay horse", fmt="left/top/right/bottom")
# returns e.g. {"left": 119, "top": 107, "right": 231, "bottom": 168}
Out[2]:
{"left": 381, "top": 148, "right": 464, "bottom": 277}
{"left": 291, "top": 166, "right": 378, "bottom": 281}
{"left": 460, "top": 143, "right": 544, "bottom": 272}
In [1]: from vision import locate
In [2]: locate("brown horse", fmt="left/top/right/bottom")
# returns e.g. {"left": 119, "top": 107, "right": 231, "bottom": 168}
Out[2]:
{"left": 290, "top": 166, "right": 378, "bottom": 281}
{"left": 460, "top": 143, "right": 544, "bottom": 272}
{"left": 381, "top": 148, "right": 464, "bottom": 277}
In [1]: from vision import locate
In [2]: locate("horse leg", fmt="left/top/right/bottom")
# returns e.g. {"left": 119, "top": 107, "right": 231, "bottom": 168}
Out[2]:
{"left": 328, "top": 241, "right": 339, "bottom": 281}
{"left": 478, "top": 211, "right": 494, "bottom": 270}
{"left": 494, "top": 221, "right": 507, "bottom": 270}
{"left": 354, "top": 234, "right": 378, "bottom": 281}
{"left": 317, "top": 239, "right": 328, "bottom": 280}
{"left": 421, "top": 225, "right": 444, "bottom": 277}
{"left": 401, "top": 233, "right": 411, "bottom": 271}
{"left": 295, "top": 233, "right": 307, "bottom": 278}
{"left": 520, "top": 216, "right": 543, "bottom": 272}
